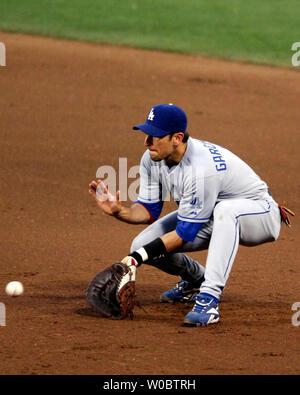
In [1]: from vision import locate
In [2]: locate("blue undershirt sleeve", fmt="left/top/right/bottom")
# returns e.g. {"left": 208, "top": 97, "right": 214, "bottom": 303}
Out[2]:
{"left": 134, "top": 200, "right": 163, "bottom": 222}
{"left": 176, "top": 219, "right": 204, "bottom": 242}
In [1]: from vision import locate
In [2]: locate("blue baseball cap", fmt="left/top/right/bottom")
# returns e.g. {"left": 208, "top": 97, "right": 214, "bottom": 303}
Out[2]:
{"left": 133, "top": 104, "right": 187, "bottom": 137}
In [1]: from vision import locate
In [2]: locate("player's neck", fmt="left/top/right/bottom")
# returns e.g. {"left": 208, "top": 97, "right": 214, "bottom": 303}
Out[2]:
{"left": 165, "top": 142, "right": 187, "bottom": 166}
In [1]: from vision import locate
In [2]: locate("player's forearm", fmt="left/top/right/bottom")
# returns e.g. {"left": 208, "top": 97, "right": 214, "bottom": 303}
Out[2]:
{"left": 160, "top": 230, "right": 183, "bottom": 252}
{"left": 114, "top": 203, "right": 150, "bottom": 224}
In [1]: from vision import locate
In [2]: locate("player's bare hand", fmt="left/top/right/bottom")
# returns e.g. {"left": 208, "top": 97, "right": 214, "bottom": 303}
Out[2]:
{"left": 89, "top": 179, "right": 122, "bottom": 216}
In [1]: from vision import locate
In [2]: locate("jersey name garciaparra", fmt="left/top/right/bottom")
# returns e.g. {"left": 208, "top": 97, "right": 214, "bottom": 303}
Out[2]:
{"left": 136, "top": 138, "right": 269, "bottom": 242}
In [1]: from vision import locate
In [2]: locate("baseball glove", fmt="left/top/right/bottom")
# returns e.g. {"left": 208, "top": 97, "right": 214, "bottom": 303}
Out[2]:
{"left": 278, "top": 203, "right": 295, "bottom": 227}
{"left": 86, "top": 262, "right": 136, "bottom": 319}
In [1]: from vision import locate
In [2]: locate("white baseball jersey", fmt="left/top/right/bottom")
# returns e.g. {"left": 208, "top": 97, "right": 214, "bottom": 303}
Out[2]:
{"left": 137, "top": 137, "right": 270, "bottom": 241}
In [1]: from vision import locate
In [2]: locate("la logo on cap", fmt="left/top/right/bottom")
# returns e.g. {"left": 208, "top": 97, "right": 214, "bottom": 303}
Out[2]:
{"left": 148, "top": 108, "right": 155, "bottom": 121}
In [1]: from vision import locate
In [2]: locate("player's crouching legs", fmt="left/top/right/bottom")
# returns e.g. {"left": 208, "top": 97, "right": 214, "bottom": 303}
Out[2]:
{"left": 129, "top": 214, "right": 205, "bottom": 303}
{"left": 130, "top": 211, "right": 178, "bottom": 253}
{"left": 183, "top": 201, "right": 240, "bottom": 327}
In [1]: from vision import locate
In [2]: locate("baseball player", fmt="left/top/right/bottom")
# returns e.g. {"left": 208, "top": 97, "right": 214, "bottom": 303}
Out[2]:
{"left": 89, "top": 103, "right": 292, "bottom": 326}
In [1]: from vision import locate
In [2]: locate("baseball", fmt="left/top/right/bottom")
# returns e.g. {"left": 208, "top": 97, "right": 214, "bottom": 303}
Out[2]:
{"left": 5, "top": 281, "right": 24, "bottom": 296}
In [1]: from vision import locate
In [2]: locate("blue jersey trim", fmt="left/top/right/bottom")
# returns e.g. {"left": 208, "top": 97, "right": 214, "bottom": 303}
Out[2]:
{"left": 177, "top": 214, "right": 211, "bottom": 223}
{"left": 176, "top": 220, "right": 204, "bottom": 242}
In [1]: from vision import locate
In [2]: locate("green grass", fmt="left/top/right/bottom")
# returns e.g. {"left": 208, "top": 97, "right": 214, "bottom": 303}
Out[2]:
{"left": 0, "top": 0, "right": 299, "bottom": 67}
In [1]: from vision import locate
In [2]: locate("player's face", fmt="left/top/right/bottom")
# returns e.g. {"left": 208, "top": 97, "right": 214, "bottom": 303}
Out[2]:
{"left": 144, "top": 134, "right": 175, "bottom": 162}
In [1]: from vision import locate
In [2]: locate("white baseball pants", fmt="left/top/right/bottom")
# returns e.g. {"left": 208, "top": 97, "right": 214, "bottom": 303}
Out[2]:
{"left": 130, "top": 196, "right": 281, "bottom": 299}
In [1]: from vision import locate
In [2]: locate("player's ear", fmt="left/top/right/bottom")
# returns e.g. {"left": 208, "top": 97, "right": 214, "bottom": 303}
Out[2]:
{"left": 173, "top": 132, "right": 184, "bottom": 145}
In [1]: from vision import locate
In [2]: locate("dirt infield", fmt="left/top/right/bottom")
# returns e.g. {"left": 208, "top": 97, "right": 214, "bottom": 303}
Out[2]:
{"left": 0, "top": 32, "right": 299, "bottom": 375}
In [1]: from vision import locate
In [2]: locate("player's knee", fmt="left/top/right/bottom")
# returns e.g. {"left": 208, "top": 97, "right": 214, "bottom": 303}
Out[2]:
{"left": 130, "top": 237, "right": 139, "bottom": 253}
{"left": 130, "top": 235, "right": 146, "bottom": 253}
{"left": 272, "top": 220, "right": 281, "bottom": 241}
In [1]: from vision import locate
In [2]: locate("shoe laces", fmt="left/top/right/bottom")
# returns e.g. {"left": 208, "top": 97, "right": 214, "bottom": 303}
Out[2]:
{"left": 173, "top": 280, "right": 187, "bottom": 294}
{"left": 192, "top": 294, "right": 216, "bottom": 312}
